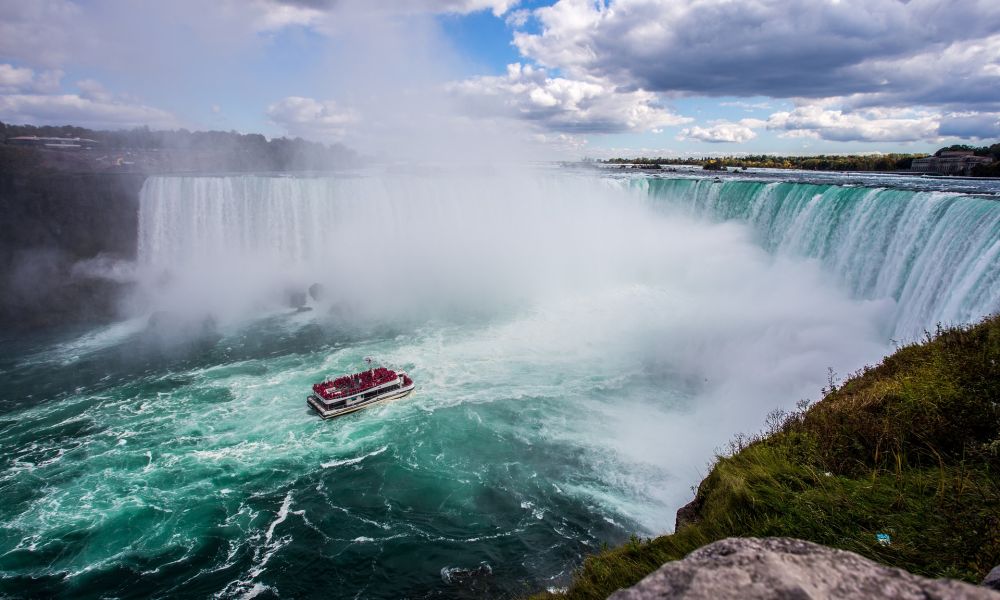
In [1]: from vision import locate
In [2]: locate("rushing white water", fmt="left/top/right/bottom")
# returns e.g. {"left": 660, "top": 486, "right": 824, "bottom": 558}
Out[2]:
{"left": 137, "top": 173, "right": 641, "bottom": 319}
{"left": 638, "top": 178, "right": 1000, "bottom": 339}
{"left": 137, "top": 172, "right": 1000, "bottom": 341}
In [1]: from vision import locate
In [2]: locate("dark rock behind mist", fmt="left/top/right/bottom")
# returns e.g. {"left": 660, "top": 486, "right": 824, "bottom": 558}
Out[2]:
{"left": 0, "top": 171, "right": 145, "bottom": 331}
{"left": 609, "top": 538, "right": 1000, "bottom": 600}
{"left": 0, "top": 121, "right": 365, "bottom": 332}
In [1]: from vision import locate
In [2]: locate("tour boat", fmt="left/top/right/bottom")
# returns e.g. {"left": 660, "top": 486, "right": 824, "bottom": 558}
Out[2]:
{"left": 307, "top": 365, "right": 414, "bottom": 419}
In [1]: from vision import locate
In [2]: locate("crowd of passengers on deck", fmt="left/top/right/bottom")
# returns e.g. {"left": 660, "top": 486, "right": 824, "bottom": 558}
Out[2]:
{"left": 313, "top": 367, "right": 397, "bottom": 400}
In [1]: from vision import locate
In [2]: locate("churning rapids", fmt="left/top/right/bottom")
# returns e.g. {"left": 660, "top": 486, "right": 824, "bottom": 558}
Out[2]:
{"left": 1, "top": 169, "right": 998, "bottom": 599}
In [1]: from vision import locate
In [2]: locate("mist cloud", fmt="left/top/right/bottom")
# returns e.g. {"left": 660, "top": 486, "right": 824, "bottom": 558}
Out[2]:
{"left": 129, "top": 170, "right": 894, "bottom": 532}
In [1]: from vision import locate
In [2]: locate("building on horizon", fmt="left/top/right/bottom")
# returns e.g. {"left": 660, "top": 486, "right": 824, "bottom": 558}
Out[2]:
{"left": 5, "top": 136, "right": 101, "bottom": 150}
{"left": 910, "top": 150, "right": 992, "bottom": 175}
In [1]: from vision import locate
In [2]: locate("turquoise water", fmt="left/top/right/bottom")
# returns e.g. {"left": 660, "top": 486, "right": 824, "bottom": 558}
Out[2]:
{"left": 0, "top": 318, "right": 656, "bottom": 598}
{"left": 639, "top": 177, "right": 1000, "bottom": 338}
{"left": 1, "top": 171, "right": 998, "bottom": 598}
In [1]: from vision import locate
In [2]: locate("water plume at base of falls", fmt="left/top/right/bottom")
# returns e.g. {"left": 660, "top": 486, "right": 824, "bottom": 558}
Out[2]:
{"left": 639, "top": 177, "right": 1000, "bottom": 339}
{"left": 131, "top": 168, "right": 903, "bottom": 516}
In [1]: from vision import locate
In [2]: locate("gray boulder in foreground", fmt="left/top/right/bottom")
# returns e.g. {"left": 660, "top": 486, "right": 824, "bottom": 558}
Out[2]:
{"left": 608, "top": 537, "right": 1000, "bottom": 600}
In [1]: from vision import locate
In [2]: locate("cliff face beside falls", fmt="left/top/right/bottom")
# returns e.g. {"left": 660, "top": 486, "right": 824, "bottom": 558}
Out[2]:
{"left": 540, "top": 316, "right": 1000, "bottom": 600}
{"left": 0, "top": 171, "right": 146, "bottom": 331}
{"left": 0, "top": 129, "right": 360, "bottom": 333}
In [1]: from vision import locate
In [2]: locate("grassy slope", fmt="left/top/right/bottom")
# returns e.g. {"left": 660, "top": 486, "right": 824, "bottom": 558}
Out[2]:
{"left": 538, "top": 317, "right": 1000, "bottom": 599}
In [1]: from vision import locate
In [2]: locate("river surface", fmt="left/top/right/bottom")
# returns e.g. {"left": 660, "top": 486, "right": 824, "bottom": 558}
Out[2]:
{"left": 1, "top": 168, "right": 998, "bottom": 598}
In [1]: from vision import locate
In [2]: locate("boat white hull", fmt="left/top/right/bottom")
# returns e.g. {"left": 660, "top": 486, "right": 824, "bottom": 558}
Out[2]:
{"left": 308, "top": 382, "right": 415, "bottom": 419}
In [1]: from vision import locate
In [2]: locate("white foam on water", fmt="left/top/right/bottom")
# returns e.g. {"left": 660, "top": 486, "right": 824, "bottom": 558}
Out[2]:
{"left": 215, "top": 492, "right": 295, "bottom": 599}
{"left": 321, "top": 445, "right": 389, "bottom": 469}
{"left": 263, "top": 492, "right": 293, "bottom": 548}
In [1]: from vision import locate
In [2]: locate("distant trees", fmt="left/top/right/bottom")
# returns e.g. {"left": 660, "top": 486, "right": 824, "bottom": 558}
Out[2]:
{"left": 971, "top": 161, "right": 1000, "bottom": 177}
{"left": 0, "top": 121, "right": 360, "bottom": 172}
{"left": 604, "top": 153, "right": 929, "bottom": 172}
{"left": 602, "top": 142, "right": 1000, "bottom": 177}
{"left": 932, "top": 143, "right": 1000, "bottom": 177}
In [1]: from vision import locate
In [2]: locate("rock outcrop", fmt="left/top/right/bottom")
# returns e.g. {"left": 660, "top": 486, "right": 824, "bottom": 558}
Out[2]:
{"left": 673, "top": 495, "right": 702, "bottom": 531}
{"left": 984, "top": 566, "right": 1000, "bottom": 591}
{"left": 608, "top": 537, "right": 1000, "bottom": 600}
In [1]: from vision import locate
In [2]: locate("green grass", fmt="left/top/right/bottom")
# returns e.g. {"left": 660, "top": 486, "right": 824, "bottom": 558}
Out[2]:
{"left": 535, "top": 317, "right": 1000, "bottom": 599}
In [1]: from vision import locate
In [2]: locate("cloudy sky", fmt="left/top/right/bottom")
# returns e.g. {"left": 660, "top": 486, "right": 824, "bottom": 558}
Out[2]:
{"left": 1, "top": 0, "right": 999, "bottom": 157}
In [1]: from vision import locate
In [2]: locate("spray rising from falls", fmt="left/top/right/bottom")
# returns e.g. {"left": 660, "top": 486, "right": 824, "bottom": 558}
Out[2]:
{"left": 125, "top": 171, "right": 899, "bottom": 529}
{"left": 640, "top": 178, "right": 1000, "bottom": 339}
{"left": 138, "top": 174, "right": 1000, "bottom": 339}
{"left": 136, "top": 172, "right": 701, "bottom": 321}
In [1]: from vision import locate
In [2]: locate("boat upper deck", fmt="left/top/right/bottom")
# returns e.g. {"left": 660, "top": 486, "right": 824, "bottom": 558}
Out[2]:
{"left": 313, "top": 367, "right": 399, "bottom": 401}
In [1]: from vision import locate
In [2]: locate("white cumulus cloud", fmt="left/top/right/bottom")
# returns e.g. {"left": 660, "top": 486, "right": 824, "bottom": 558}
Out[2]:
{"left": 938, "top": 112, "right": 1000, "bottom": 140}
{"left": 266, "top": 96, "right": 359, "bottom": 140}
{"left": 513, "top": 0, "right": 1000, "bottom": 110}
{"left": 765, "top": 106, "right": 940, "bottom": 143}
{"left": 0, "top": 70, "right": 178, "bottom": 129}
{"left": 450, "top": 63, "right": 690, "bottom": 134}
{"left": 251, "top": 2, "right": 326, "bottom": 31}
{"left": 256, "top": 0, "right": 520, "bottom": 27}
{"left": 678, "top": 120, "right": 762, "bottom": 144}
{"left": 0, "top": 64, "right": 35, "bottom": 93}
{"left": 0, "top": 63, "right": 63, "bottom": 94}
{"left": 0, "top": 93, "right": 179, "bottom": 129}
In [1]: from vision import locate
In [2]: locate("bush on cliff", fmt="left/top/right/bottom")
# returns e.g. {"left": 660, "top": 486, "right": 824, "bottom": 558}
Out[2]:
{"left": 538, "top": 316, "right": 1000, "bottom": 599}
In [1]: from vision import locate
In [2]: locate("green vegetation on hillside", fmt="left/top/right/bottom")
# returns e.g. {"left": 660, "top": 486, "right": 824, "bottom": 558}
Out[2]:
{"left": 538, "top": 316, "right": 1000, "bottom": 599}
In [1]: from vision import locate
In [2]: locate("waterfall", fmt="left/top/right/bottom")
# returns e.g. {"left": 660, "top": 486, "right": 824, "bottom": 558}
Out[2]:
{"left": 640, "top": 178, "right": 1000, "bottom": 338}
{"left": 137, "top": 174, "right": 1000, "bottom": 339}
{"left": 135, "top": 172, "right": 663, "bottom": 317}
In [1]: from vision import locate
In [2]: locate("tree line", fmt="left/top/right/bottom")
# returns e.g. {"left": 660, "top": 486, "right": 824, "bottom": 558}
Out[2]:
{"left": 0, "top": 122, "right": 360, "bottom": 173}
{"left": 603, "top": 142, "right": 1000, "bottom": 176}
{"left": 604, "top": 153, "right": 926, "bottom": 171}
